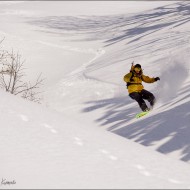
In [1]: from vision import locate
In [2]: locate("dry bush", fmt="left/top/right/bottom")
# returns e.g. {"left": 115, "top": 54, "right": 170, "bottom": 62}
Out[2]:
{"left": 0, "top": 39, "right": 44, "bottom": 103}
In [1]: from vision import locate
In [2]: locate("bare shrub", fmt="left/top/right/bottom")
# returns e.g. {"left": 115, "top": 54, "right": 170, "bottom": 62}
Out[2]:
{"left": 0, "top": 40, "right": 44, "bottom": 103}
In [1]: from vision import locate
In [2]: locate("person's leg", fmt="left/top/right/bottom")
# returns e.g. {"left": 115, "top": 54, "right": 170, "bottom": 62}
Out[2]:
{"left": 141, "top": 89, "right": 156, "bottom": 107}
{"left": 129, "top": 92, "right": 148, "bottom": 111}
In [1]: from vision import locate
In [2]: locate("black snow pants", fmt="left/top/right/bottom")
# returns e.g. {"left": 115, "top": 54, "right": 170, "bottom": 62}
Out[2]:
{"left": 129, "top": 89, "right": 155, "bottom": 111}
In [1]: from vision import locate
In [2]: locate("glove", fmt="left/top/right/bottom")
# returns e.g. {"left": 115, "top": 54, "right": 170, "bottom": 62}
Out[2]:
{"left": 155, "top": 77, "right": 160, "bottom": 81}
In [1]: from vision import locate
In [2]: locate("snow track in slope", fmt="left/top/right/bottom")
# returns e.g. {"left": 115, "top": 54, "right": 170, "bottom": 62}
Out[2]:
{"left": 43, "top": 46, "right": 117, "bottom": 112}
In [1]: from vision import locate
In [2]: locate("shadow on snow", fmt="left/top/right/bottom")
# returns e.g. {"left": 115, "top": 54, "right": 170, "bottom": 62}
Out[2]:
{"left": 82, "top": 84, "right": 190, "bottom": 162}
{"left": 29, "top": 1, "right": 190, "bottom": 162}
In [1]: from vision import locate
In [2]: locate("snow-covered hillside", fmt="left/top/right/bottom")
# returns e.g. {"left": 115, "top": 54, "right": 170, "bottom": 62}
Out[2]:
{"left": 1, "top": 1, "right": 190, "bottom": 189}
{"left": 1, "top": 89, "right": 190, "bottom": 189}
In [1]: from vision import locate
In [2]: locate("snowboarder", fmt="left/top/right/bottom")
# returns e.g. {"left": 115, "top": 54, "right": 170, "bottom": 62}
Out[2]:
{"left": 123, "top": 62, "right": 160, "bottom": 112}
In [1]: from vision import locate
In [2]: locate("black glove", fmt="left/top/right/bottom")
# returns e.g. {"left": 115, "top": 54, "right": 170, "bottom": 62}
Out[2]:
{"left": 155, "top": 77, "right": 160, "bottom": 81}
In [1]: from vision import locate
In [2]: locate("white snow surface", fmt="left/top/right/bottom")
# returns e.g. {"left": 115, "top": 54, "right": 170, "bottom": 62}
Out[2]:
{"left": 1, "top": 1, "right": 190, "bottom": 189}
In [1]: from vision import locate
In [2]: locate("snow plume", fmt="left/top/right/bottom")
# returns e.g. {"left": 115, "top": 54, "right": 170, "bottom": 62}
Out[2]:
{"left": 156, "top": 52, "right": 189, "bottom": 104}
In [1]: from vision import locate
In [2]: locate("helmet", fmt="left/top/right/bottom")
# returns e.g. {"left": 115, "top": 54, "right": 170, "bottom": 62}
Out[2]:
{"left": 134, "top": 64, "right": 141, "bottom": 69}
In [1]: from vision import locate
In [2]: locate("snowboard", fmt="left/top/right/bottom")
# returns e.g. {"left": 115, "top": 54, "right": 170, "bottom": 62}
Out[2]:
{"left": 135, "top": 111, "right": 149, "bottom": 119}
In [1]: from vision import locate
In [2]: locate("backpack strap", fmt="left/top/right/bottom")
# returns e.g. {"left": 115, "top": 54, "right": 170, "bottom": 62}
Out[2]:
{"left": 127, "top": 82, "right": 142, "bottom": 88}
{"left": 126, "top": 72, "right": 134, "bottom": 88}
{"left": 126, "top": 61, "right": 143, "bottom": 88}
{"left": 126, "top": 70, "right": 143, "bottom": 88}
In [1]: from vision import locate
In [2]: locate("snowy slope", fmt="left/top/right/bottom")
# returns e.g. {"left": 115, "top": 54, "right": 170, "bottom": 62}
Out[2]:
{"left": 80, "top": 1, "right": 190, "bottom": 162}
{"left": 1, "top": 89, "right": 190, "bottom": 189}
{"left": 35, "top": 1, "right": 190, "bottom": 163}
{"left": 1, "top": 1, "right": 190, "bottom": 189}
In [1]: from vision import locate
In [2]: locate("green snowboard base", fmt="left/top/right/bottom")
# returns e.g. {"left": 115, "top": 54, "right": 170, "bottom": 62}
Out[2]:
{"left": 135, "top": 111, "right": 149, "bottom": 119}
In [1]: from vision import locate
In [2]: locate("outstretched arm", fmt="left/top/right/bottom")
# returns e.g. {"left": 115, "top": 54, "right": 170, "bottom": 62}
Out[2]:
{"left": 142, "top": 74, "right": 160, "bottom": 83}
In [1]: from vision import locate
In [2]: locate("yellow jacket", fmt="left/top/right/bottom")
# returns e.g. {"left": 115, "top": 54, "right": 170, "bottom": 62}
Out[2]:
{"left": 123, "top": 68, "right": 156, "bottom": 94}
